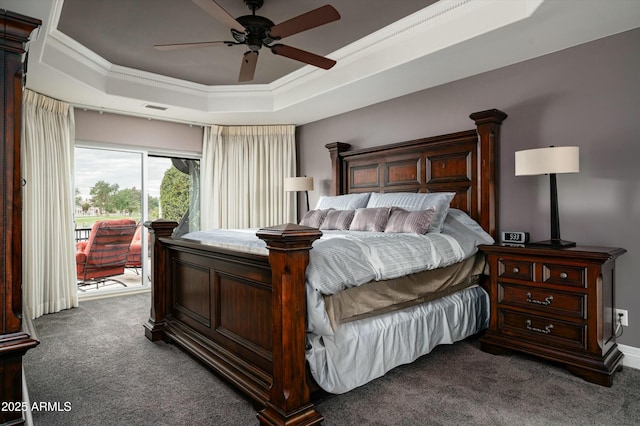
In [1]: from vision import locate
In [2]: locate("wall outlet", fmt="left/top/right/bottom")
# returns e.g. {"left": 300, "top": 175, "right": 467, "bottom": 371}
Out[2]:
{"left": 615, "top": 309, "right": 629, "bottom": 327}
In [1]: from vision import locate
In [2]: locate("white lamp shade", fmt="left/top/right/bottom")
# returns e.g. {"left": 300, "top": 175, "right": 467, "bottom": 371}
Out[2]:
{"left": 284, "top": 176, "right": 314, "bottom": 192}
{"left": 515, "top": 146, "right": 579, "bottom": 176}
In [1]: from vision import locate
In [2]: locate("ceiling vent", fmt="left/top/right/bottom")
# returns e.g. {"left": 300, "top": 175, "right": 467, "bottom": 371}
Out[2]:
{"left": 144, "top": 104, "right": 168, "bottom": 111}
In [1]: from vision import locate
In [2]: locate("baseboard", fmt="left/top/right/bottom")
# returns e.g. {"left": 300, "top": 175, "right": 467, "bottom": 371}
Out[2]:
{"left": 79, "top": 285, "right": 150, "bottom": 301}
{"left": 619, "top": 344, "right": 640, "bottom": 370}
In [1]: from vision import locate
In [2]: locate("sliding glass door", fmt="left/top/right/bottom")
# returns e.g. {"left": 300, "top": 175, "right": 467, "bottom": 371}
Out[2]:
{"left": 74, "top": 145, "right": 200, "bottom": 295}
{"left": 148, "top": 156, "right": 200, "bottom": 236}
{"left": 75, "top": 147, "right": 143, "bottom": 291}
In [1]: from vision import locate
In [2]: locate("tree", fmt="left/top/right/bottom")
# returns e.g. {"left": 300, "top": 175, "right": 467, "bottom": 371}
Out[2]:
{"left": 112, "top": 187, "right": 141, "bottom": 215}
{"left": 148, "top": 195, "right": 160, "bottom": 220}
{"left": 90, "top": 180, "right": 119, "bottom": 215}
{"left": 160, "top": 167, "right": 190, "bottom": 222}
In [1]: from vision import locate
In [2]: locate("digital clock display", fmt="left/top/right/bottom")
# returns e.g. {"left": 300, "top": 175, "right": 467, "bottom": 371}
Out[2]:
{"left": 501, "top": 231, "right": 530, "bottom": 244}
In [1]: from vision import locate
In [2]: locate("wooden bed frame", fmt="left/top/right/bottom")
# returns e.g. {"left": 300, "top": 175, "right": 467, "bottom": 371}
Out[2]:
{"left": 144, "top": 109, "right": 507, "bottom": 425}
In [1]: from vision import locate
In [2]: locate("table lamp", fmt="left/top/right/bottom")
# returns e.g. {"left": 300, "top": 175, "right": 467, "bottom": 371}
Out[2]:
{"left": 284, "top": 176, "right": 314, "bottom": 212}
{"left": 515, "top": 146, "right": 579, "bottom": 248}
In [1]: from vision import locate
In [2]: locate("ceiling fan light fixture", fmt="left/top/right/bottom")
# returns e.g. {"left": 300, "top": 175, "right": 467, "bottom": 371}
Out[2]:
{"left": 246, "top": 34, "right": 264, "bottom": 51}
{"left": 160, "top": 0, "right": 341, "bottom": 82}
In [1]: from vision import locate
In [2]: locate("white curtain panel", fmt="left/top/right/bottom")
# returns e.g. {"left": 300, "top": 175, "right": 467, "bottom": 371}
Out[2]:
{"left": 201, "top": 125, "right": 296, "bottom": 229}
{"left": 22, "top": 90, "right": 78, "bottom": 318}
{"left": 200, "top": 124, "right": 222, "bottom": 230}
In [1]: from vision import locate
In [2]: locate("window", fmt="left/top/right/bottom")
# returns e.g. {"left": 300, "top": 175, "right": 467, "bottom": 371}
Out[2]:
{"left": 74, "top": 145, "right": 200, "bottom": 294}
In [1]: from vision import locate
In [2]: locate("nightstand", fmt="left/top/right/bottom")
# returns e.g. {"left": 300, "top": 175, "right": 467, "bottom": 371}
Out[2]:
{"left": 479, "top": 244, "right": 626, "bottom": 386}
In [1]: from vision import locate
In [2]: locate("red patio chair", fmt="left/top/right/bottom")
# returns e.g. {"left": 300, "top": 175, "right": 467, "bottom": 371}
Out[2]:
{"left": 75, "top": 219, "right": 137, "bottom": 290}
{"left": 125, "top": 223, "right": 142, "bottom": 273}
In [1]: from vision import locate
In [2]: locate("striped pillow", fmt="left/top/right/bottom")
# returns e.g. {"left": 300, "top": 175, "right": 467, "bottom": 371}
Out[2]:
{"left": 349, "top": 207, "right": 391, "bottom": 232}
{"left": 320, "top": 209, "right": 355, "bottom": 230}
{"left": 366, "top": 192, "right": 455, "bottom": 233}
{"left": 299, "top": 209, "right": 331, "bottom": 228}
{"left": 385, "top": 207, "right": 436, "bottom": 234}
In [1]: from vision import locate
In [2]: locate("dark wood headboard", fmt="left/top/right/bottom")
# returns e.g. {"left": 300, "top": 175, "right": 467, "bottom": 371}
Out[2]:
{"left": 325, "top": 109, "right": 507, "bottom": 238}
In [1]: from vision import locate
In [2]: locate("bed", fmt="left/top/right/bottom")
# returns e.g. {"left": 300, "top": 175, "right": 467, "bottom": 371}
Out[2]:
{"left": 144, "top": 108, "right": 507, "bottom": 425}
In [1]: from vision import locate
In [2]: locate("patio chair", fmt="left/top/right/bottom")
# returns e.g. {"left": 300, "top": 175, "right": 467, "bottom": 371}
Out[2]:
{"left": 125, "top": 223, "right": 142, "bottom": 274}
{"left": 75, "top": 218, "right": 138, "bottom": 290}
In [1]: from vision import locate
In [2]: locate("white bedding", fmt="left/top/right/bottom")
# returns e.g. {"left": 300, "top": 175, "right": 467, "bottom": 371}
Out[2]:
{"left": 182, "top": 209, "right": 493, "bottom": 394}
{"left": 183, "top": 209, "right": 492, "bottom": 296}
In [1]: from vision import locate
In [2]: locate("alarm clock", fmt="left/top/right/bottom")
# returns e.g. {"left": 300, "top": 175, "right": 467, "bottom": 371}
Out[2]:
{"left": 501, "top": 231, "right": 530, "bottom": 245}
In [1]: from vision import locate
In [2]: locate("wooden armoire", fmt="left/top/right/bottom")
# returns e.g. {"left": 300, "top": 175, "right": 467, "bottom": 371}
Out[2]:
{"left": 1, "top": 10, "right": 41, "bottom": 426}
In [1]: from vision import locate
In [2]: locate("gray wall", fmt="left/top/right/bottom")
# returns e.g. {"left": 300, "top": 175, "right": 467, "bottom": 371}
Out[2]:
{"left": 75, "top": 109, "right": 203, "bottom": 153}
{"left": 297, "top": 28, "right": 640, "bottom": 347}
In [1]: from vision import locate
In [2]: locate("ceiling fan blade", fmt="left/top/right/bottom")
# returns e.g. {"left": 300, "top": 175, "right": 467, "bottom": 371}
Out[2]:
{"left": 239, "top": 51, "right": 258, "bottom": 82}
{"left": 192, "top": 0, "right": 245, "bottom": 32}
{"left": 269, "top": 5, "right": 340, "bottom": 39}
{"left": 154, "top": 41, "right": 230, "bottom": 51}
{"left": 271, "top": 44, "right": 336, "bottom": 70}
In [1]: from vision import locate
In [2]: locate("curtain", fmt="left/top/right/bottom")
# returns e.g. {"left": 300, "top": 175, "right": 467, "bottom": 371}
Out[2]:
{"left": 200, "top": 125, "right": 222, "bottom": 230}
{"left": 22, "top": 90, "right": 78, "bottom": 318}
{"left": 200, "top": 125, "right": 296, "bottom": 229}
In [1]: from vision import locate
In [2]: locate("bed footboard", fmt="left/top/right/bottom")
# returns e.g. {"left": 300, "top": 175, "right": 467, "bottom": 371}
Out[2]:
{"left": 144, "top": 221, "right": 323, "bottom": 426}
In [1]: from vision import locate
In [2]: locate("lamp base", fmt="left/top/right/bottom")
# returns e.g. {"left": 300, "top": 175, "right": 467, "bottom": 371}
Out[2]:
{"left": 528, "top": 239, "right": 576, "bottom": 248}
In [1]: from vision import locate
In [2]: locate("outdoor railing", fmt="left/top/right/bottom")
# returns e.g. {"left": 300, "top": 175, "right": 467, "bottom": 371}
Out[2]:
{"left": 75, "top": 227, "right": 92, "bottom": 243}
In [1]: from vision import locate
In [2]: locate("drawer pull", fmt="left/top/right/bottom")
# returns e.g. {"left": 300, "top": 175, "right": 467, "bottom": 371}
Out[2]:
{"left": 559, "top": 272, "right": 568, "bottom": 279}
{"left": 526, "top": 319, "right": 554, "bottom": 335}
{"left": 526, "top": 292, "right": 553, "bottom": 306}
{"left": 512, "top": 267, "right": 520, "bottom": 274}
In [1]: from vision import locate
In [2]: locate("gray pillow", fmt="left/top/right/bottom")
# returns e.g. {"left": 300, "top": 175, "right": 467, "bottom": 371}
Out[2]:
{"left": 320, "top": 209, "right": 355, "bottom": 230}
{"left": 385, "top": 207, "right": 436, "bottom": 234}
{"left": 366, "top": 191, "right": 455, "bottom": 233}
{"left": 299, "top": 209, "right": 331, "bottom": 228}
{"left": 349, "top": 207, "right": 391, "bottom": 232}
{"left": 315, "top": 193, "right": 371, "bottom": 210}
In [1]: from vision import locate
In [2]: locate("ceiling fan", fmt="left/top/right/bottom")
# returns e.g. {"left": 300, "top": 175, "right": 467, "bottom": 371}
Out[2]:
{"left": 154, "top": 0, "right": 340, "bottom": 82}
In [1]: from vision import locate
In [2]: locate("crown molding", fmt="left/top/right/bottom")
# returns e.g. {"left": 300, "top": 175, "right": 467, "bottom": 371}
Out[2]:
{"left": 27, "top": 0, "right": 540, "bottom": 121}
{"left": 17, "top": 0, "right": 640, "bottom": 124}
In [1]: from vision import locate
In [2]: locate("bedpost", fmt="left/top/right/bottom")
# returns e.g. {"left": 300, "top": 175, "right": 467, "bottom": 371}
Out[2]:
{"left": 143, "top": 219, "right": 178, "bottom": 342}
{"left": 325, "top": 142, "right": 351, "bottom": 195}
{"left": 256, "top": 224, "right": 324, "bottom": 426}
{"left": 470, "top": 109, "right": 508, "bottom": 239}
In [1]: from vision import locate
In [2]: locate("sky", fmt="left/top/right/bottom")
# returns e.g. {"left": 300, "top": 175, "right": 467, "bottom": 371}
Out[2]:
{"left": 75, "top": 147, "right": 173, "bottom": 201}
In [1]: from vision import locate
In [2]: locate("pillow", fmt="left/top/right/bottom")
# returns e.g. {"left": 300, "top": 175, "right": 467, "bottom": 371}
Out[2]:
{"left": 385, "top": 207, "right": 436, "bottom": 234}
{"left": 366, "top": 192, "right": 455, "bottom": 233}
{"left": 320, "top": 209, "right": 355, "bottom": 230}
{"left": 299, "top": 209, "right": 331, "bottom": 228}
{"left": 315, "top": 193, "right": 371, "bottom": 210}
{"left": 349, "top": 207, "right": 391, "bottom": 232}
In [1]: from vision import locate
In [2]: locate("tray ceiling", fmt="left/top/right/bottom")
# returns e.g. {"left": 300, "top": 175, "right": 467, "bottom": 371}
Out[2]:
{"left": 5, "top": 0, "right": 640, "bottom": 125}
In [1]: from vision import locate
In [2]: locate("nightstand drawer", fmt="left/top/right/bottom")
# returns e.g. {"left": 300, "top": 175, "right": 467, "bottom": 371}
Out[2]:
{"left": 542, "top": 263, "right": 586, "bottom": 288}
{"left": 498, "top": 283, "right": 586, "bottom": 319}
{"left": 498, "top": 258, "right": 533, "bottom": 281}
{"left": 498, "top": 310, "right": 586, "bottom": 351}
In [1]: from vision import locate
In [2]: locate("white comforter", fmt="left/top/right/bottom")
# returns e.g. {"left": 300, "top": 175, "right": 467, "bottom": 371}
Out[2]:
{"left": 183, "top": 210, "right": 491, "bottom": 294}
{"left": 307, "top": 228, "right": 469, "bottom": 295}
{"left": 183, "top": 209, "right": 493, "bottom": 336}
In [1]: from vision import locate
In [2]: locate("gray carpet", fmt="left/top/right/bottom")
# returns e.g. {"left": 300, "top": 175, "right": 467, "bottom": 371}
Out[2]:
{"left": 24, "top": 293, "right": 640, "bottom": 426}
